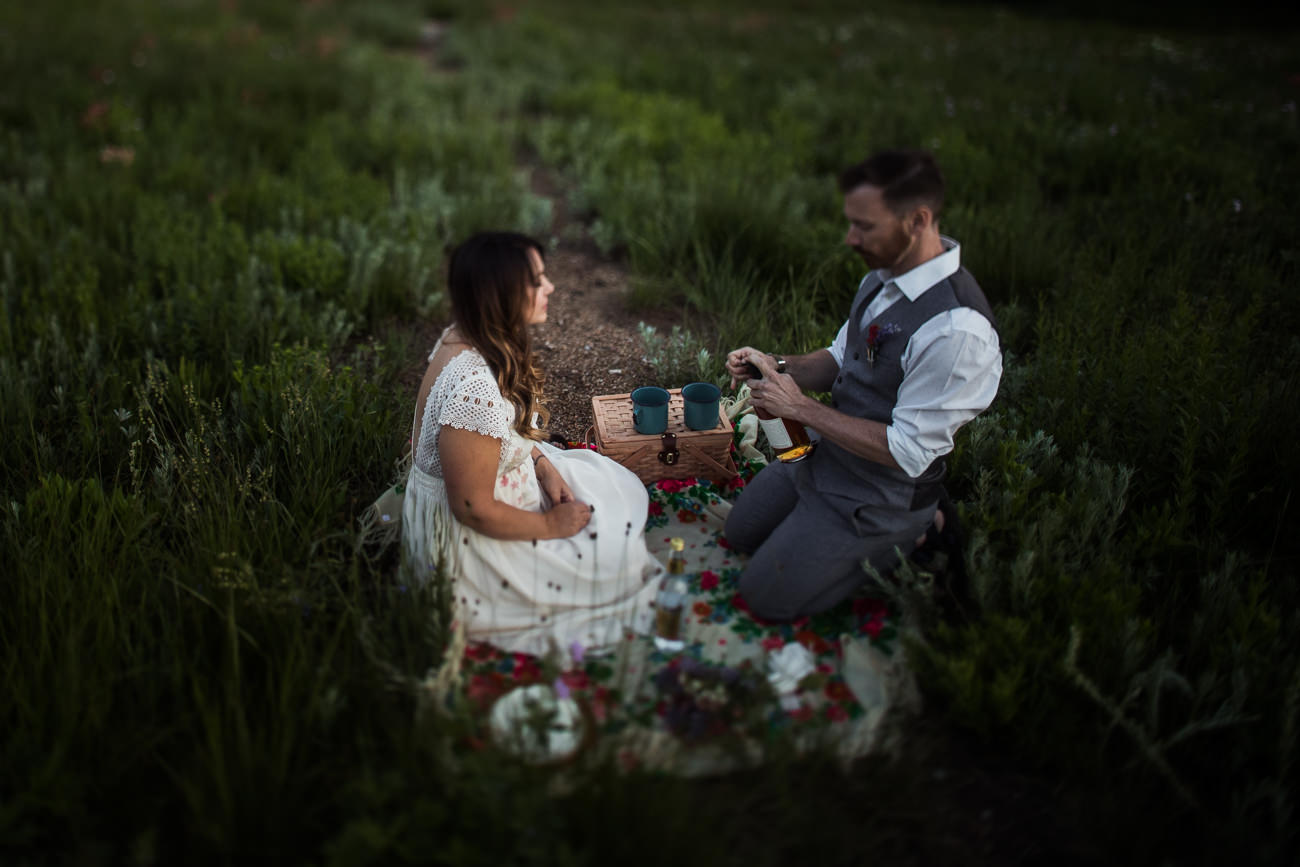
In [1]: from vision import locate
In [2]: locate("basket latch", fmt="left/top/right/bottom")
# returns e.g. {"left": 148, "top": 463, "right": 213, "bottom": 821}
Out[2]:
{"left": 658, "top": 433, "right": 679, "bottom": 466}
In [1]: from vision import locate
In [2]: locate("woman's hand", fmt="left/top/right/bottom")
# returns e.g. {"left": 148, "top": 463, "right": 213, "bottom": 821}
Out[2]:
{"left": 534, "top": 455, "right": 575, "bottom": 507}
{"left": 545, "top": 500, "right": 593, "bottom": 538}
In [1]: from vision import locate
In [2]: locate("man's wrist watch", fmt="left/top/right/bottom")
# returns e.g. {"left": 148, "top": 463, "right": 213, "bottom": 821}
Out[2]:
{"left": 774, "top": 355, "right": 787, "bottom": 375}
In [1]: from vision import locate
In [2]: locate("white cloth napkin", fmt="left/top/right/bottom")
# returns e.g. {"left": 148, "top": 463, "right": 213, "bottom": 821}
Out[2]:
{"left": 722, "top": 384, "right": 767, "bottom": 465}
{"left": 767, "top": 642, "right": 816, "bottom": 709}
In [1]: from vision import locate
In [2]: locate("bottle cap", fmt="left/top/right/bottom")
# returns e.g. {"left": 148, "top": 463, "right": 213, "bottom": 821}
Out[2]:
{"left": 669, "top": 537, "right": 684, "bottom": 552}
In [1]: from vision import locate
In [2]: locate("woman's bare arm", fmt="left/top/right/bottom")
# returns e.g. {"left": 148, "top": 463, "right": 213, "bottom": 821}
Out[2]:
{"left": 439, "top": 426, "right": 592, "bottom": 540}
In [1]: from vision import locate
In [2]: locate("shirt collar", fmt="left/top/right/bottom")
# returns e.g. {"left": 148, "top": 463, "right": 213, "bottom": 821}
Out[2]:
{"left": 876, "top": 236, "right": 961, "bottom": 301}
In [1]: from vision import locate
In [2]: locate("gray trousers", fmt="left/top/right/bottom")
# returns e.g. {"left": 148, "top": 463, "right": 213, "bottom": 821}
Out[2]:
{"left": 723, "top": 458, "right": 932, "bottom": 621}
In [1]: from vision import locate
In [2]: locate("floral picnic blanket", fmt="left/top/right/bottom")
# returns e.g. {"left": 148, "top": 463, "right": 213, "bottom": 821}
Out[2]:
{"left": 451, "top": 450, "right": 917, "bottom": 776}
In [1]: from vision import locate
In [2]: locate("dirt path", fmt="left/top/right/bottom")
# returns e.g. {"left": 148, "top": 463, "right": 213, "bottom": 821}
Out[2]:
{"left": 403, "top": 19, "right": 682, "bottom": 442}
{"left": 527, "top": 166, "right": 684, "bottom": 440}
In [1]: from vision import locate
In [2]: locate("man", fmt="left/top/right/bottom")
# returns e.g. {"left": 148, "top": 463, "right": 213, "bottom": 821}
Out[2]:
{"left": 723, "top": 149, "right": 1001, "bottom": 621}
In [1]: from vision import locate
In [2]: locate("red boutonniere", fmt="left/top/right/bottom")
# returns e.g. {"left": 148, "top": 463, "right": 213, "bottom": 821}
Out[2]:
{"left": 865, "top": 322, "right": 902, "bottom": 367}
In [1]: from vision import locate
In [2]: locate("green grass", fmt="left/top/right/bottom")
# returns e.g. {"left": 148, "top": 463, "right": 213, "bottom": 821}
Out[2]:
{"left": 2, "top": 0, "right": 1298, "bottom": 864}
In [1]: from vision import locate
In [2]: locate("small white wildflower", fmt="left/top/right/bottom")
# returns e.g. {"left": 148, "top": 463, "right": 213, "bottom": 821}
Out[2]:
{"left": 1233, "top": 199, "right": 1243, "bottom": 213}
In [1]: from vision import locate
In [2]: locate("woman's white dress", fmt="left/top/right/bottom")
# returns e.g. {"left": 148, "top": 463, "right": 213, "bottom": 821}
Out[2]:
{"left": 403, "top": 336, "right": 662, "bottom": 657}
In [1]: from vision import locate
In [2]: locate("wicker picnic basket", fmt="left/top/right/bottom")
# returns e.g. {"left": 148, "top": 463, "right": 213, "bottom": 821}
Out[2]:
{"left": 588, "top": 389, "right": 739, "bottom": 486}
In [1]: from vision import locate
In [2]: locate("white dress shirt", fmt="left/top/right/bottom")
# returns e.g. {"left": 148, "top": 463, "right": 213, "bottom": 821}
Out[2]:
{"left": 827, "top": 237, "right": 1002, "bottom": 479}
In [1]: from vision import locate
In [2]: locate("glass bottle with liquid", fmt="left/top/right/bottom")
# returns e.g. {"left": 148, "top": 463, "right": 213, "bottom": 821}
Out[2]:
{"left": 654, "top": 538, "right": 688, "bottom": 651}
{"left": 743, "top": 361, "right": 814, "bottom": 463}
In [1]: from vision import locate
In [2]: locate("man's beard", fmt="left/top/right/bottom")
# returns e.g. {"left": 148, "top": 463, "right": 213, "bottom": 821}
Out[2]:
{"left": 851, "top": 245, "right": 885, "bottom": 269}
{"left": 852, "top": 229, "right": 913, "bottom": 271}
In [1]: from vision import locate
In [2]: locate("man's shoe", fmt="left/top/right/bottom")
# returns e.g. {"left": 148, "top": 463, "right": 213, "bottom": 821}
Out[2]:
{"left": 910, "top": 494, "right": 969, "bottom": 614}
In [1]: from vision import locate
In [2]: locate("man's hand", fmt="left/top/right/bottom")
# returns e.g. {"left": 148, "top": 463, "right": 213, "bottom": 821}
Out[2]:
{"left": 746, "top": 352, "right": 808, "bottom": 420}
{"left": 535, "top": 455, "right": 575, "bottom": 506}
{"left": 725, "top": 346, "right": 774, "bottom": 390}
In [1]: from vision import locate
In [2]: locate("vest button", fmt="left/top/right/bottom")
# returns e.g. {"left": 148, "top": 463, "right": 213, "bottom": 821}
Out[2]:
{"left": 836, "top": 376, "right": 842, "bottom": 384}
{"left": 853, "top": 352, "right": 860, "bottom": 360}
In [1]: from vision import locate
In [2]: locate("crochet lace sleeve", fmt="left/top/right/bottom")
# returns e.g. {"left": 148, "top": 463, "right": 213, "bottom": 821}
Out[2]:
{"left": 436, "top": 361, "right": 513, "bottom": 440}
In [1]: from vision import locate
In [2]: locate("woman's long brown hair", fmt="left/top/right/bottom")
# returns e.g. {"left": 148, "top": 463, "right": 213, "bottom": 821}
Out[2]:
{"left": 446, "top": 231, "right": 550, "bottom": 440}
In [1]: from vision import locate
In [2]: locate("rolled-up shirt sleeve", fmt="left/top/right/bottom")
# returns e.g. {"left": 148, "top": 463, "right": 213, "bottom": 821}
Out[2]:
{"left": 827, "top": 319, "right": 850, "bottom": 367}
{"left": 886, "top": 308, "right": 1002, "bottom": 479}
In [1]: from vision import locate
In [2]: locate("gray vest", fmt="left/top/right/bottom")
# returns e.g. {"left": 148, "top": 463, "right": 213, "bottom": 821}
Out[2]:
{"left": 807, "top": 266, "right": 998, "bottom": 512}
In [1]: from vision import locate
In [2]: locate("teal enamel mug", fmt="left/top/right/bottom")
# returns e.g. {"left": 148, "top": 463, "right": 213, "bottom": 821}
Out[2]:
{"left": 682, "top": 381, "right": 722, "bottom": 431}
{"left": 630, "top": 386, "right": 670, "bottom": 435}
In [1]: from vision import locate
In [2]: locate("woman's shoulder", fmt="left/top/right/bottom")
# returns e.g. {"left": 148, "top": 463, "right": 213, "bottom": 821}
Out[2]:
{"left": 435, "top": 348, "right": 508, "bottom": 406}
{"left": 430, "top": 345, "right": 492, "bottom": 385}
{"left": 433, "top": 352, "right": 513, "bottom": 434}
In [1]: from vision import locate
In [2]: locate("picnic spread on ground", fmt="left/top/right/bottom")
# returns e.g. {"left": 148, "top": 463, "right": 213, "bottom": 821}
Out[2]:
{"left": 415, "top": 391, "right": 919, "bottom": 776}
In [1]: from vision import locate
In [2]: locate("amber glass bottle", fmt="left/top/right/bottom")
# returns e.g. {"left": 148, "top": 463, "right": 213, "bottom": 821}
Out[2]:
{"left": 743, "top": 362, "right": 814, "bottom": 462}
{"left": 654, "top": 538, "right": 688, "bottom": 650}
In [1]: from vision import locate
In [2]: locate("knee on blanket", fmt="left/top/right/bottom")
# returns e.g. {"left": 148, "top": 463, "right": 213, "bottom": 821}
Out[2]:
{"left": 736, "top": 560, "right": 804, "bottom": 623}
{"left": 721, "top": 506, "right": 762, "bottom": 554}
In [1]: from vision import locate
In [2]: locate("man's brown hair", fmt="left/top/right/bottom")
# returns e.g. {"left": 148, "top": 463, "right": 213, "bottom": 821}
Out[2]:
{"left": 838, "top": 149, "right": 945, "bottom": 218}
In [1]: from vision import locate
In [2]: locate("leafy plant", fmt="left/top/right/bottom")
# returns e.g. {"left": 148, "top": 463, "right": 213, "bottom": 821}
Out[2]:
{"left": 636, "top": 321, "right": 714, "bottom": 386}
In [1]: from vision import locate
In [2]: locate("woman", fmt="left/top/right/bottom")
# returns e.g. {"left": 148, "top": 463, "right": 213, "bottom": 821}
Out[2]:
{"left": 403, "top": 231, "right": 661, "bottom": 658}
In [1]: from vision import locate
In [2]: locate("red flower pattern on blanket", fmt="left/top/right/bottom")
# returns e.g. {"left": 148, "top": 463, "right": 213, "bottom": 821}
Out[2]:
{"left": 452, "top": 452, "right": 897, "bottom": 751}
